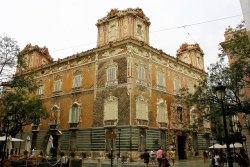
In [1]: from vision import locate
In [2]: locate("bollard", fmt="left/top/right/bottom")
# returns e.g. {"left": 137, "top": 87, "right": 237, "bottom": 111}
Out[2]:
{"left": 97, "top": 158, "right": 101, "bottom": 167}
{"left": 117, "top": 157, "right": 122, "bottom": 167}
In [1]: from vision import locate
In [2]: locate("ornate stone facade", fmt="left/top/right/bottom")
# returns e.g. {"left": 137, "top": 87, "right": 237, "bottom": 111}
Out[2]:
{"left": 18, "top": 8, "right": 208, "bottom": 160}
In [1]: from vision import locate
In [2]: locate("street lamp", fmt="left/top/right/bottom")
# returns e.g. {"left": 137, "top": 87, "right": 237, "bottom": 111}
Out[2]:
{"left": 4, "top": 111, "right": 13, "bottom": 159}
{"left": 242, "top": 135, "right": 247, "bottom": 155}
{"left": 215, "top": 83, "right": 233, "bottom": 167}
{"left": 117, "top": 128, "right": 121, "bottom": 159}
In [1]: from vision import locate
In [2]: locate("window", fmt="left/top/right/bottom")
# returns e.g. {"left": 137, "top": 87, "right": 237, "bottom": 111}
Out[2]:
{"left": 107, "top": 66, "right": 117, "bottom": 82}
{"left": 54, "top": 79, "right": 62, "bottom": 92}
{"left": 157, "top": 99, "right": 168, "bottom": 128}
{"left": 136, "top": 95, "right": 148, "bottom": 126}
{"left": 137, "top": 66, "right": 145, "bottom": 81}
{"left": 157, "top": 72, "right": 165, "bottom": 88}
{"left": 187, "top": 82, "right": 194, "bottom": 94}
{"left": 50, "top": 105, "right": 60, "bottom": 125}
{"left": 37, "top": 85, "right": 44, "bottom": 95}
{"left": 137, "top": 25, "right": 142, "bottom": 35}
{"left": 108, "top": 24, "right": 117, "bottom": 41}
{"left": 104, "top": 96, "right": 118, "bottom": 127}
{"left": 158, "top": 105, "right": 166, "bottom": 122}
{"left": 173, "top": 78, "right": 181, "bottom": 92}
{"left": 69, "top": 103, "right": 80, "bottom": 123}
{"left": 73, "top": 75, "right": 81, "bottom": 88}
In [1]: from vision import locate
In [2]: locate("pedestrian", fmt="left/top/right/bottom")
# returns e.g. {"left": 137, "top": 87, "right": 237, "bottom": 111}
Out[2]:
{"left": 156, "top": 147, "right": 163, "bottom": 167}
{"left": 203, "top": 150, "right": 208, "bottom": 163}
{"left": 149, "top": 150, "right": 156, "bottom": 165}
{"left": 60, "top": 152, "right": 69, "bottom": 167}
{"left": 238, "top": 148, "right": 250, "bottom": 167}
{"left": 162, "top": 151, "right": 171, "bottom": 167}
{"left": 169, "top": 148, "right": 176, "bottom": 166}
{"left": 212, "top": 150, "right": 221, "bottom": 167}
{"left": 143, "top": 149, "right": 150, "bottom": 167}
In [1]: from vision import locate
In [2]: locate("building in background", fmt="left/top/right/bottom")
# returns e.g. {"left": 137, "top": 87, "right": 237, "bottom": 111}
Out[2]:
{"left": 222, "top": 25, "right": 250, "bottom": 156}
{"left": 17, "top": 8, "right": 208, "bottom": 160}
{"left": 240, "top": 0, "right": 250, "bottom": 40}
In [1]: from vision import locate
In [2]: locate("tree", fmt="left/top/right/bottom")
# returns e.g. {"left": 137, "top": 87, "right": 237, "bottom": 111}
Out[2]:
{"left": 0, "top": 35, "right": 20, "bottom": 83}
{"left": 180, "top": 24, "right": 250, "bottom": 142}
{"left": 0, "top": 39, "right": 49, "bottom": 137}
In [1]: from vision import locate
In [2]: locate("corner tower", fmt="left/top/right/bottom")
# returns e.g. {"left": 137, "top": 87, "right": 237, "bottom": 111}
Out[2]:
{"left": 96, "top": 8, "right": 150, "bottom": 47}
{"left": 176, "top": 43, "right": 205, "bottom": 70}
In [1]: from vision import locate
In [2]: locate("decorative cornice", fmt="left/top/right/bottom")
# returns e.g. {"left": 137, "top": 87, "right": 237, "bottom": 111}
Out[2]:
{"left": 96, "top": 8, "right": 150, "bottom": 26}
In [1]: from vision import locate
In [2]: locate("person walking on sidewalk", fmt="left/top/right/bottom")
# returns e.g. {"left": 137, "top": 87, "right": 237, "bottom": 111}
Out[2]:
{"left": 169, "top": 148, "right": 176, "bottom": 166}
{"left": 143, "top": 149, "right": 150, "bottom": 167}
{"left": 156, "top": 147, "right": 163, "bottom": 167}
{"left": 149, "top": 150, "right": 156, "bottom": 165}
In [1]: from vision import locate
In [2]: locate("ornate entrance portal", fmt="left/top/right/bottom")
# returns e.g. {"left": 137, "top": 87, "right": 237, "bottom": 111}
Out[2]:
{"left": 178, "top": 136, "right": 186, "bottom": 159}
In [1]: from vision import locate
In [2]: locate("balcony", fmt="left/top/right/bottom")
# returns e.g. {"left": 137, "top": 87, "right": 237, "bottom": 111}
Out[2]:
{"left": 71, "top": 87, "right": 81, "bottom": 94}
{"left": 136, "top": 119, "right": 148, "bottom": 128}
{"left": 69, "top": 123, "right": 78, "bottom": 130}
{"left": 52, "top": 90, "right": 62, "bottom": 97}
{"left": 49, "top": 124, "right": 57, "bottom": 131}
{"left": 105, "top": 80, "right": 118, "bottom": 87}
{"left": 104, "top": 120, "right": 117, "bottom": 128}
{"left": 158, "top": 122, "right": 168, "bottom": 130}
{"left": 32, "top": 125, "right": 40, "bottom": 132}
{"left": 136, "top": 80, "right": 147, "bottom": 87}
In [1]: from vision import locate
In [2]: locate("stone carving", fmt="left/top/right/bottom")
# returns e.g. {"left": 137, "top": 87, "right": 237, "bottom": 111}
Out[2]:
{"left": 104, "top": 96, "right": 118, "bottom": 121}
{"left": 97, "top": 8, "right": 150, "bottom": 25}
{"left": 157, "top": 98, "right": 168, "bottom": 123}
{"left": 108, "top": 22, "right": 118, "bottom": 42}
{"left": 127, "top": 45, "right": 148, "bottom": 57}
{"left": 136, "top": 95, "right": 148, "bottom": 120}
{"left": 123, "top": 19, "right": 129, "bottom": 36}
{"left": 170, "top": 102, "right": 187, "bottom": 130}
{"left": 102, "top": 48, "right": 124, "bottom": 58}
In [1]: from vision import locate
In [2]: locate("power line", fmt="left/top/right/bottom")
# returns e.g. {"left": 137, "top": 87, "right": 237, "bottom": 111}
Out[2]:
{"left": 51, "top": 14, "right": 243, "bottom": 53}
{"left": 150, "top": 14, "right": 242, "bottom": 33}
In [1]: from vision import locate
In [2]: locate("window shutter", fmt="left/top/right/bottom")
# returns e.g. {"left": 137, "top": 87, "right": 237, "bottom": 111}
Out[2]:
{"left": 68, "top": 108, "right": 72, "bottom": 123}
{"left": 76, "top": 106, "right": 80, "bottom": 123}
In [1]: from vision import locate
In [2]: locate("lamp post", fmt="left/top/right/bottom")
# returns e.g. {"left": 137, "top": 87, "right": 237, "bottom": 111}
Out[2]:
{"left": 215, "top": 83, "right": 233, "bottom": 167}
{"left": 3, "top": 111, "right": 13, "bottom": 159}
{"left": 237, "top": 121, "right": 243, "bottom": 142}
{"left": 117, "top": 128, "right": 121, "bottom": 159}
{"left": 242, "top": 135, "right": 247, "bottom": 155}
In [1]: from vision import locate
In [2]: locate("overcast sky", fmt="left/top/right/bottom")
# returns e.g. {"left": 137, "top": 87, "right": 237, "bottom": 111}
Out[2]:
{"left": 0, "top": 0, "right": 243, "bottom": 71}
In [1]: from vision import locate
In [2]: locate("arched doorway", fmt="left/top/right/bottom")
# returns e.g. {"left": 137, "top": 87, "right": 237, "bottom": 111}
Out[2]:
{"left": 177, "top": 136, "right": 186, "bottom": 159}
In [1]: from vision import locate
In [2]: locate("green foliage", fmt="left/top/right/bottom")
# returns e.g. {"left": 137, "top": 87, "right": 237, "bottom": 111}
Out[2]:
{"left": 0, "top": 37, "right": 48, "bottom": 137}
{"left": 180, "top": 23, "right": 250, "bottom": 143}
{"left": 1, "top": 88, "right": 49, "bottom": 136}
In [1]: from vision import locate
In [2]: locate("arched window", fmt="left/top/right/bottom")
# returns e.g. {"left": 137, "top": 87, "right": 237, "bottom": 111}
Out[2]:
{"left": 72, "top": 74, "right": 82, "bottom": 88}
{"left": 136, "top": 95, "right": 148, "bottom": 126}
{"left": 105, "top": 61, "right": 118, "bottom": 87}
{"left": 69, "top": 103, "right": 81, "bottom": 124}
{"left": 137, "top": 25, "right": 142, "bottom": 35}
{"left": 137, "top": 66, "right": 145, "bottom": 81}
{"left": 50, "top": 105, "right": 60, "bottom": 125}
{"left": 157, "top": 99, "right": 168, "bottom": 128}
{"left": 104, "top": 96, "right": 118, "bottom": 127}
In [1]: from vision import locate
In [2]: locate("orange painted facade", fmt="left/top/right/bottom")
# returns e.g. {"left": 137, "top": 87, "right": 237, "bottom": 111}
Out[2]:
{"left": 17, "top": 8, "right": 208, "bottom": 160}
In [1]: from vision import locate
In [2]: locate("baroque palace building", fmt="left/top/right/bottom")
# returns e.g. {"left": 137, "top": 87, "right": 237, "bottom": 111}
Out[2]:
{"left": 16, "top": 8, "right": 208, "bottom": 160}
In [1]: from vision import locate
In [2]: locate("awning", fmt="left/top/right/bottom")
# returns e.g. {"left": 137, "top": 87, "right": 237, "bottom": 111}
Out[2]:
{"left": 0, "top": 136, "right": 24, "bottom": 142}
{"left": 208, "top": 143, "right": 224, "bottom": 149}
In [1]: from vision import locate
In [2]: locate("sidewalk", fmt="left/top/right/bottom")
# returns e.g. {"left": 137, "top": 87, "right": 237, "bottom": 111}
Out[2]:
{"left": 83, "top": 158, "right": 241, "bottom": 167}
{"left": 82, "top": 157, "right": 212, "bottom": 167}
